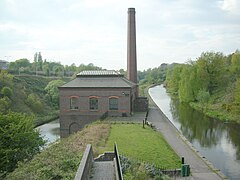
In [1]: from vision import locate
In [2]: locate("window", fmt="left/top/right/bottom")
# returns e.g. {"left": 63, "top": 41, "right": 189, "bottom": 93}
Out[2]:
{"left": 70, "top": 97, "right": 78, "bottom": 110}
{"left": 109, "top": 97, "right": 118, "bottom": 110}
{"left": 89, "top": 97, "right": 98, "bottom": 110}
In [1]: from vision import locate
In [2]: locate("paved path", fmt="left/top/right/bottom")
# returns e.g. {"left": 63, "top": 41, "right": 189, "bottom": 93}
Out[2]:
{"left": 147, "top": 105, "right": 226, "bottom": 180}
{"left": 90, "top": 161, "right": 115, "bottom": 180}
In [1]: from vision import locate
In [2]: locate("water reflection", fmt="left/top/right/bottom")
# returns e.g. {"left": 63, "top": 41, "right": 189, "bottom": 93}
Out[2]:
{"left": 170, "top": 100, "right": 223, "bottom": 148}
{"left": 149, "top": 85, "right": 240, "bottom": 180}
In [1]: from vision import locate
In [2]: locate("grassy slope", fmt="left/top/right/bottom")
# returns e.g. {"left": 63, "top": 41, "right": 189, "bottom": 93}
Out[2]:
{"left": 11, "top": 75, "right": 70, "bottom": 126}
{"left": 6, "top": 123, "right": 110, "bottom": 180}
{"left": 7, "top": 123, "right": 180, "bottom": 179}
{"left": 104, "top": 123, "right": 180, "bottom": 169}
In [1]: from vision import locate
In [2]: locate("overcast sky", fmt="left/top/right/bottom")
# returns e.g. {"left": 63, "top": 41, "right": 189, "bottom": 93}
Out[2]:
{"left": 0, "top": 0, "right": 240, "bottom": 70}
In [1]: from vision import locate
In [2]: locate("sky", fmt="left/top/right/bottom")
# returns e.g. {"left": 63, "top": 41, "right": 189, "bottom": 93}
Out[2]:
{"left": 0, "top": 0, "right": 240, "bottom": 70}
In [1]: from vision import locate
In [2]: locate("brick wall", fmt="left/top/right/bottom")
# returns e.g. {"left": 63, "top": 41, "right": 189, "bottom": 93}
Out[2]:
{"left": 59, "top": 87, "right": 137, "bottom": 137}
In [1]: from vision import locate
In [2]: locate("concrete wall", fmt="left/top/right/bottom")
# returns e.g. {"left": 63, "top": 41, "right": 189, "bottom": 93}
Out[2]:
{"left": 134, "top": 97, "right": 148, "bottom": 112}
{"left": 74, "top": 144, "right": 93, "bottom": 180}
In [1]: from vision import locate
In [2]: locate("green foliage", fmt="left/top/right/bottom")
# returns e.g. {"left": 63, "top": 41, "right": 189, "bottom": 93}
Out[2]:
{"left": 9, "top": 76, "right": 66, "bottom": 125}
{"left": 25, "top": 93, "right": 43, "bottom": 113}
{"left": 234, "top": 78, "right": 240, "bottom": 104}
{"left": 45, "top": 79, "right": 65, "bottom": 108}
{"left": 6, "top": 123, "right": 111, "bottom": 179}
{"left": 230, "top": 50, "right": 240, "bottom": 78}
{"left": 0, "top": 112, "right": 45, "bottom": 177}
{"left": 0, "top": 70, "right": 13, "bottom": 89}
{"left": 196, "top": 89, "right": 210, "bottom": 111}
{"left": 1, "top": 86, "right": 13, "bottom": 98}
{"left": 0, "top": 97, "right": 11, "bottom": 113}
{"left": 8, "top": 52, "right": 103, "bottom": 77}
{"left": 165, "top": 50, "right": 240, "bottom": 123}
{"left": 166, "top": 64, "right": 183, "bottom": 95}
{"left": 179, "top": 65, "right": 195, "bottom": 102}
{"left": 196, "top": 52, "right": 226, "bottom": 94}
{"left": 103, "top": 124, "right": 181, "bottom": 169}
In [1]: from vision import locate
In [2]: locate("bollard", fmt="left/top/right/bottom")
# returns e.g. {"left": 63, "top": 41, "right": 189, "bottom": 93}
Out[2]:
{"left": 143, "top": 120, "right": 145, "bottom": 128}
{"left": 181, "top": 156, "right": 184, "bottom": 164}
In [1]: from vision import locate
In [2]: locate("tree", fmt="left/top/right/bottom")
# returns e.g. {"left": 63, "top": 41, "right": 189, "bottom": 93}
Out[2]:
{"left": 45, "top": 80, "right": 65, "bottom": 108}
{"left": 234, "top": 78, "right": 240, "bottom": 104}
{"left": 0, "top": 112, "right": 45, "bottom": 176}
{"left": 230, "top": 50, "right": 240, "bottom": 78}
{"left": 42, "top": 63, "right": 50, "bottom": 76}
{"left": 196, "top": 52, "right": 226, "bottom": 94}
{"left": 38, "top": 52, "right": 43, "bottom": 71}
{"left": 0, "top": 97, "right": 11, "bottom": 113}
{"left": 1, "top": 86, "right": 13, "bottom": 99}
{"left": 166, "top": 64, "right": 183, "bottom": 95}
{"left": 0, "top": 70, "right": 13, "bottom": 89}
{"left": 179, "top": 65, "right": 195, "bottom": 102}
{"left": 196, "top": 89, "right": 210, "bottom": 111}
{"left": 25, "top": 94, "right": 43, "bottom": 113}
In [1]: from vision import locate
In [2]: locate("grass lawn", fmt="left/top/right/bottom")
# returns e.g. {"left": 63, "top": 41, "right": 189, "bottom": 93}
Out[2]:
{"left": 104, "top": 123, "right": 181, "bottom": 169}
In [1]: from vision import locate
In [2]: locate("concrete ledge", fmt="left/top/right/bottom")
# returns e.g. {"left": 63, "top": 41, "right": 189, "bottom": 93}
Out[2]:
{"left": 114, "top": 158, "right": 120, "bottom": 180}
{"left": 94, "top": 152, "right": 115, "bottom": 162}
{"left": 74, "top": 144, "right": 93, "bottom": 180}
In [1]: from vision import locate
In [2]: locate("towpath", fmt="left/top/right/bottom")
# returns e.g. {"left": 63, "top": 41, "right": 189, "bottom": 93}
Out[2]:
{"left": 147, "top": 102, "right": 226, "bottom": 179}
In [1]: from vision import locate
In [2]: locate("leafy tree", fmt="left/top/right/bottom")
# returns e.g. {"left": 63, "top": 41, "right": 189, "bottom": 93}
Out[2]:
{"left": 0, "top": 70, "right": 13, "bottom": 89}
{"left": 45, "top": 80, "right": 65, "bottom": 108}
{"left": 1, "top": 86, "right": 13, "bottom": 98}
{"left": 230, "top": 50, "right": 240, "bottom": 78}
{"left": 166, "top": 64, "right": 183, "bottom": 95}
{"left": 25, "top": 93, "right": 43, "bottom": 113}
{"left": 179, "top": 65, "right": 195, "bottom": 102}
{"left": 196, "top": 52, "right": 226, "bottom": 94}
{"left": 42, "top": 63, "right": 50, "bottom": 76}
{"left": 38, "top": 52, "right": 43, "bottom": 71}
{"left": 0, "top": 97, "right": 11, "bottom": 113}
{"left": 234, "top": 78, "right": 240, "bottom": 104}
{"left": 196, "top": 89, "right": 210, "bottom": 111}
{"left": 0, "top": 112, "right": 45, "bottom": 176}
{"left": 15, "top": 59, "right": 31, "bottom": 68}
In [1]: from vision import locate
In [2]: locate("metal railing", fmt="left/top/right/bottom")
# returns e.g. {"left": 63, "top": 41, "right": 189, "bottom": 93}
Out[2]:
{"left": 114, "top": 143, "right": 123, "bottom": 180}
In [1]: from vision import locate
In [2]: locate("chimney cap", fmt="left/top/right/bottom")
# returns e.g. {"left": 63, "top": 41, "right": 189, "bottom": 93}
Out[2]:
{"left": 128, "top": 7, "right": 135, "bottom": 12}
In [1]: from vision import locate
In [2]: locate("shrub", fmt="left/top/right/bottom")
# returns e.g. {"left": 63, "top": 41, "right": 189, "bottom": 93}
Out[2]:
{"left": 1, "top": 86, "right": 13, "bottom": 98}
{"left": 25, "top": 93, "right": 43, "bottom": 113}
{"left": 0, "top": 112, "right": 45, "bottom": 178}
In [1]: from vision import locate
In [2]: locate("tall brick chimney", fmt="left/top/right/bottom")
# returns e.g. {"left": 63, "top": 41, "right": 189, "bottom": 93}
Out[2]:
{"left": 127, "top": 8, "right": 137, "bottom": 84}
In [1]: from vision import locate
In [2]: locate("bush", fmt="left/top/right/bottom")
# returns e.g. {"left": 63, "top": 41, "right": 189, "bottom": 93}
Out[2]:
{"left": 25, "top": 93, "right": 43, "bottom": 113}
{"left": 44, "top": 79, "right": 65, "bottom": 108}
{"left": 0, "top": 112, "right": 45, "bottom": 178}
{"left": 1, "top": 86, "right": 13, "bottom": 98}
{"left": 0, "top": 97, "right": 11, "bottom": 113}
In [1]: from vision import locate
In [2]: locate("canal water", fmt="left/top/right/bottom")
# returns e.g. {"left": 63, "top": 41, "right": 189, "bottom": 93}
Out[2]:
{"left": 36, "top": 119, "right": 60, "bottom": 146}
{"left": 149, "top": 85, "right": 240, "bottom": 180}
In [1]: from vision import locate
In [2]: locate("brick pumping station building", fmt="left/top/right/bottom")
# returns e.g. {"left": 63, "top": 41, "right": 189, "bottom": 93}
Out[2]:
{"left": 59, "top": 8, "right": 148, "bottom": 138}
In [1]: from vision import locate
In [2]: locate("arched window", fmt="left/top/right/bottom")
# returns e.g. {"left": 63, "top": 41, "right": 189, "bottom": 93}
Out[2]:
{"left": 109, "top": 97, "right": 118, "bottom": 110}
{"left": 89, "top": 97, "right": 98, "bottom": 110}
{"left": 70, "top": 96, "right": 78, "bottom": 110}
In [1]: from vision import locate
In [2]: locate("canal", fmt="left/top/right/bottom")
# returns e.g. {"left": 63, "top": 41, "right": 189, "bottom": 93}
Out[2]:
{"left": 36, "top": 119, "right": 60, "bottom": 146}
{"left": 149, "top": 85, "right": 240, "bottom": 180}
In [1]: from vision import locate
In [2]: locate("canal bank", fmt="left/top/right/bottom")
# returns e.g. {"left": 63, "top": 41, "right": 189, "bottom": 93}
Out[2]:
{"left": 147, "top": 86, "right": 226, "bottom": 179}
